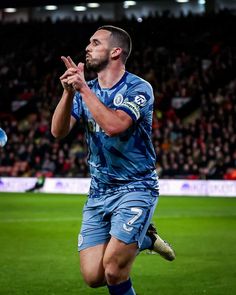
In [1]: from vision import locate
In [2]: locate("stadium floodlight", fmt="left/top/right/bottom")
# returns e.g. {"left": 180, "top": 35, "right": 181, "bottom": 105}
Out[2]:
{"left": 176, "top": 0, "right": 189, "bottom": 3}
{"left": 123, "top": 1, "right": 136, "bottom": 8}
{"left": 87, "top": 3, "right": 100, "bottom": 8}
{"left": 74, "top": 6, "right": 87, "bottom": 12}
{"left": 198, "top": 0, "right": 206, "bottom": 4}
{"left": 124, "top": 1, "right": 136, "bottom": 6}
{"left": 45, "top": 5, "right": 58, "bottom": 11}
{"left": 4, "top": 8, "right": 17, "bottom": 13}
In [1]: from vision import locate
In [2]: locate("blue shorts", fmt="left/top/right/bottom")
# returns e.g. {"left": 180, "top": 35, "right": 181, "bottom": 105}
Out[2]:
{"left": 78, "top": 188, "right": 158, "bottom": 251}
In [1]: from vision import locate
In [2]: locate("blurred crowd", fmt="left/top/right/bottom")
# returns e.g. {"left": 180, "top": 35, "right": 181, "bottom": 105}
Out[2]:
{"left": 0, "top": 10, "right": 236, "bottom": 179}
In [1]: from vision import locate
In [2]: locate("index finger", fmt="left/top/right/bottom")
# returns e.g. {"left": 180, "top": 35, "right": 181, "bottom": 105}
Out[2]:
{"left": 61, "top": 56, "right": 71, "bottom": 69}
{"left": 67, "top": 56, "right": 77, "bottom": 68}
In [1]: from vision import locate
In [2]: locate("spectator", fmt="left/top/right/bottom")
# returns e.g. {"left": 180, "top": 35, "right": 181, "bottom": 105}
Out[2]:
{"left": 0, "top": 12, "right": 235, "bottom": 179}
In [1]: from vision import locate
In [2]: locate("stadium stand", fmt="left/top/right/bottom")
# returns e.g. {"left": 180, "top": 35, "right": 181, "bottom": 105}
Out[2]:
{"left": 0, "top": 10, "right": 235, "bottom": 179}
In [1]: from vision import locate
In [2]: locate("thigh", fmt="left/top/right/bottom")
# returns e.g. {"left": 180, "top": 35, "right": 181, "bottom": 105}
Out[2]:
{"left": 110, "top": 190, "right": 158, "bottom": 248}
{"left": 80, "top": 243, "right": 108, "bottom": 287}
{"left": 103, "top": 236, "right": 138, "bottom": 284}
{"left": 104, "top": 236, "right": 137, "bottom": 267}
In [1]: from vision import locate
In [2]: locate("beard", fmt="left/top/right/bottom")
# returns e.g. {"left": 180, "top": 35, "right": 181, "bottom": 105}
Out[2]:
{"left": 86, "top": 53, "right": 110, "bottom": 73}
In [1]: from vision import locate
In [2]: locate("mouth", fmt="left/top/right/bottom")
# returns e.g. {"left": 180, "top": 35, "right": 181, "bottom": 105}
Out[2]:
{"left": 86, "top": 54, "right": 91, "bottom": 61}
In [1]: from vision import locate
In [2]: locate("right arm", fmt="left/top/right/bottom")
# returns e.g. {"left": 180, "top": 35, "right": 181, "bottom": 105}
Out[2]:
{"left": 51, "top": 66, "right": 78, "bottom": 139}
{"left": 51, "top": 89, "right": 77, "bottom": 139}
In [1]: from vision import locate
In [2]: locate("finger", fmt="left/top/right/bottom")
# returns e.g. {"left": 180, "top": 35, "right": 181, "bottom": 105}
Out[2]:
{"left": 60, "top": 78, "right": 69, "bottom": 84}
{"left": 60, "top": 72, "right": 67, "bottom": 80}
{"left": 66, "top": 68, "right": 78, "bottom": 76}
{"left": 60, "top": 68, "right": 77, "bottom": 80}
{"left": 67, "top": 74, "right": 79, "bottom": 84}
{"left": 60, "top": 72, "right": 70, "bottom": 80}
{"left": 67, "top": 56, "right": 77, "bottom": 68}
{"left": 77, "top": 62, "right": 85, "bottom": 72}
{"left": 61, "top": 56, "right": 72, "bottom": 69}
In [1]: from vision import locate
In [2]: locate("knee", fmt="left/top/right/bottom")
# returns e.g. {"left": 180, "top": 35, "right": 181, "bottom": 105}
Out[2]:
{"left": 105, "top": 265, "right": 119, "bottom": 284}
{"left": 81, "top": 271, "right": 106, "bottom": 288}
{"left": 104, "top": 261, "right": 125, "bottom": 285}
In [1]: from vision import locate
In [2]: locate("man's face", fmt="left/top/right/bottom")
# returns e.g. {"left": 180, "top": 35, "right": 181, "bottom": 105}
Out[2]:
{"left": 85, "top": 29, "right": 112, "bottom": 72}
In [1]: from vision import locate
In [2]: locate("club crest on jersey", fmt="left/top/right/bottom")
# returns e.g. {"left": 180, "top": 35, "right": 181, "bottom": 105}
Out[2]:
{"left": 113, "top": 94, "right": 124, "bottom": 106}
{"left": 134, "top": 95, "right": 147, "bottom": 106}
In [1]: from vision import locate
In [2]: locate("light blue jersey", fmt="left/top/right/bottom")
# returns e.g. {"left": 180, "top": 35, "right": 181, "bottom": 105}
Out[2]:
{"left": 72, "top": 71, "right": 158, "bottom": 192}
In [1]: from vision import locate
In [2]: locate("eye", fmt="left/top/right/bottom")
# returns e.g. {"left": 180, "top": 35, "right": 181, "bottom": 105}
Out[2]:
{"left": 92, "top": 40, "right": 100, "bottom": 46}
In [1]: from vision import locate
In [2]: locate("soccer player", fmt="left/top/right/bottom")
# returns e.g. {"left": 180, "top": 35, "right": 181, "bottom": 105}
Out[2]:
{"left": 51, "top": 25, "right": 175, "bottom": 295}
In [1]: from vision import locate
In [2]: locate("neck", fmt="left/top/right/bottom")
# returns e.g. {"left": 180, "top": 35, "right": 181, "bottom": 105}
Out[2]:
{"left": 97, "top": 64, "right": 126, "bottom": 89}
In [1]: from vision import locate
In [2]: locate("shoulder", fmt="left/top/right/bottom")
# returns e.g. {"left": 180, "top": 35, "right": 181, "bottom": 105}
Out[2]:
{"left": 125, "top": 72, "right": 154, "bottom": 98}
{"left": 126, "top": 72, "right": 153, "bottom": 92}
{"left": 126, "top": 72, "right": 152, "bottom": 88}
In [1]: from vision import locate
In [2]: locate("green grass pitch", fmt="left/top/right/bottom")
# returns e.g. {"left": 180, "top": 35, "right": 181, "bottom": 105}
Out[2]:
{"left": 0, "top": 193, "right": 236, "bottom": 295}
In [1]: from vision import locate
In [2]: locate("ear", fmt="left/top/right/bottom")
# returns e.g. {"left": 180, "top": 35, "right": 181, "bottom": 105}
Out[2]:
{"left": 111, "top": 47, "right": 122, "bottom": 59}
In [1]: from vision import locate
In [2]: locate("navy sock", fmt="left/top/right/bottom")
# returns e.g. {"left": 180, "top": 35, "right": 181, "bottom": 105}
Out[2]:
{"left": 107, "top": 278, "right": 136, "bottom": 295}
{"left": 139, "top": 235, "right": 152, "bottom": 251}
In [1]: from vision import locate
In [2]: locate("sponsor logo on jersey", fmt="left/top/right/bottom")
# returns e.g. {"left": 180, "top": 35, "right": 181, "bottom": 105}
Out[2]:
{"left": 134, "top": 95, "right": 147, "bottom": 106}
{"left": 88, "top": 119, "right": 103, "bottom": 133}
{"left": 113, "top": 94, "right": 124, "bottom": 106}
{"left": 120, "top": 101, "right": 140, "bottom": 120}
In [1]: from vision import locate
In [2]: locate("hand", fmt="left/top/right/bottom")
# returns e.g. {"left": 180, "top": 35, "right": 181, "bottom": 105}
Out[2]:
{"left": 60, "top": 67, "right": 77, "bottom": 92}
{"left": 60, "top": 56, "right": 86, "bottom": 92}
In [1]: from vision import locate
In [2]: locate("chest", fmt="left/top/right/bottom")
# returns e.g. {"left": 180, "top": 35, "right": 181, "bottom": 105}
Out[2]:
{"left": 83, "top": 86, "right": 127, "bottom": 120}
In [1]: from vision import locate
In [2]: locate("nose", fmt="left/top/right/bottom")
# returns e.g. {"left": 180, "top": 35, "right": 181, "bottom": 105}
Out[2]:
{"left": 86, "top": 43, "right": 91, "bottom": 53}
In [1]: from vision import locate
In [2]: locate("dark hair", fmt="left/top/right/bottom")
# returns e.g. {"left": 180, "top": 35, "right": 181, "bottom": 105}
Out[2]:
{"left": 97, "top": 25, "right": 132, "bottom": 64}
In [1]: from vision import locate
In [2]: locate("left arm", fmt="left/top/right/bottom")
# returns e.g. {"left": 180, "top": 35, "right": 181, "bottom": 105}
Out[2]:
{"left": 64, "top": 60, "right": 132, "bottom": 136}
{"left": 79, "top": 84, "right": 132, "bottom": 136}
